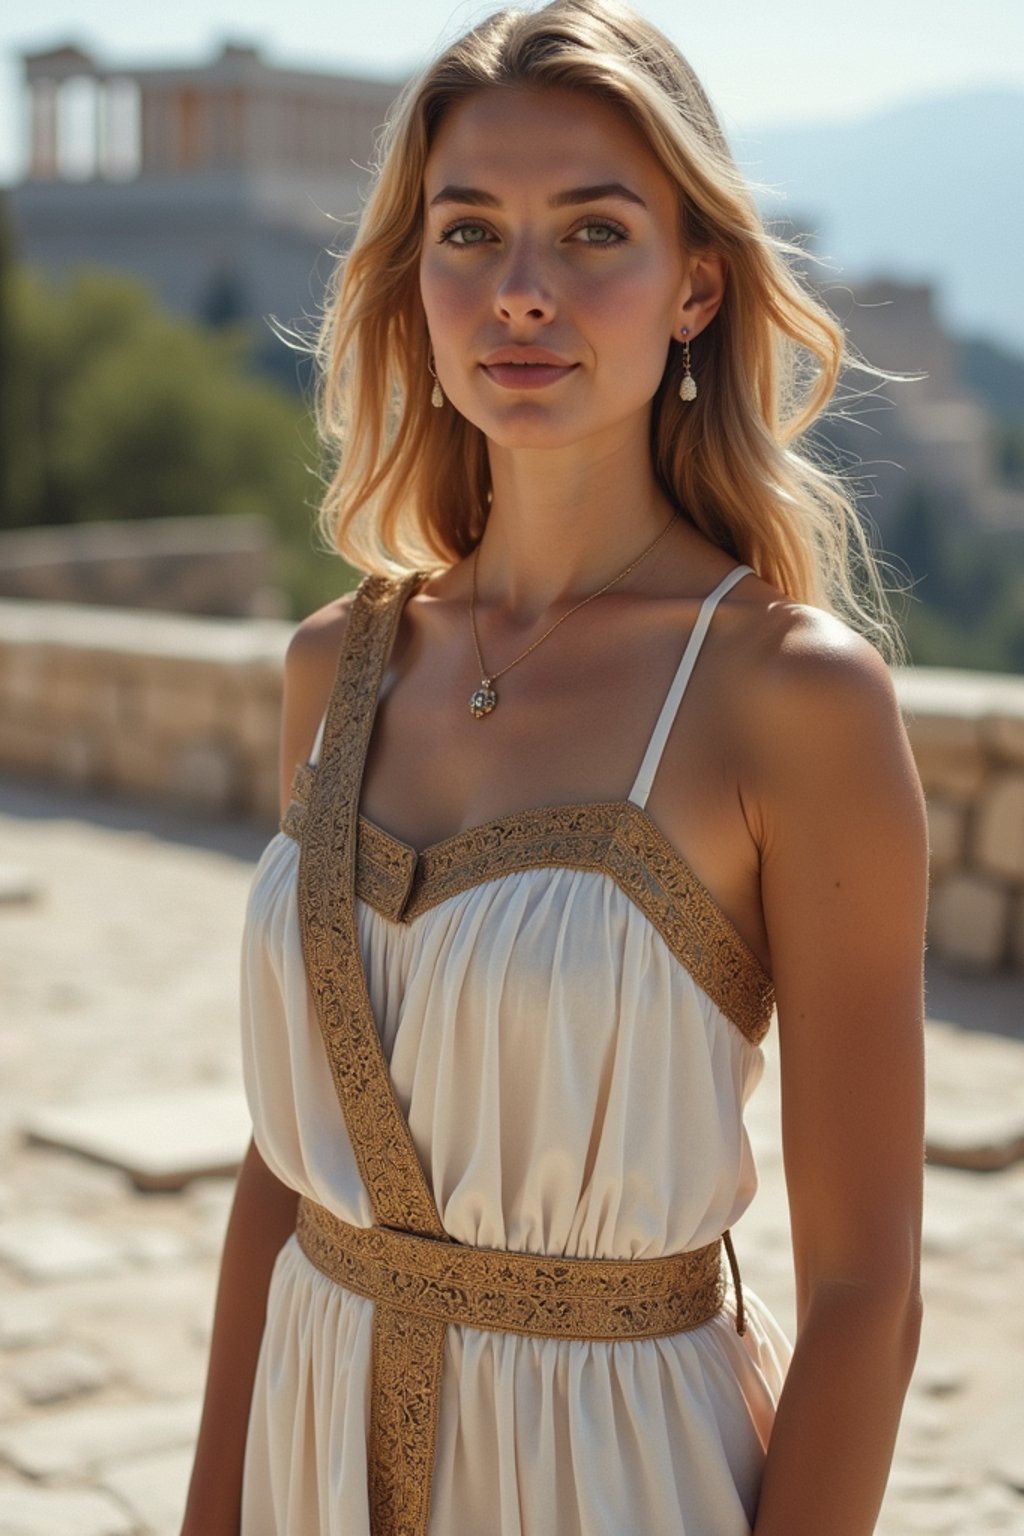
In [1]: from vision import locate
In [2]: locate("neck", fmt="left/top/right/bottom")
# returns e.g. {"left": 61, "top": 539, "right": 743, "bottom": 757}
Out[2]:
{"left": 478, "top": 424, "right": 676, "bottom": 620}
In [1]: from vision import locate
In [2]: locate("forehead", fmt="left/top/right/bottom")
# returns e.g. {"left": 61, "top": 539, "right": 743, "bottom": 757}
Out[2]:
{"left": 424, "top": 85, "right": 675, "bottom": 205}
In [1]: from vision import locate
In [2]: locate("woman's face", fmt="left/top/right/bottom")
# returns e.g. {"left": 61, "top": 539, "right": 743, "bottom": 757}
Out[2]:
{"left": 419, "top": 85, "right": 695, "bottom": 451}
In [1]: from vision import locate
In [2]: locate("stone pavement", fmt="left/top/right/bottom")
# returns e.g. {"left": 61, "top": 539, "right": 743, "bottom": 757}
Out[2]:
{"left": 0, "top": 777, "right": 1022, "bottom": 1536}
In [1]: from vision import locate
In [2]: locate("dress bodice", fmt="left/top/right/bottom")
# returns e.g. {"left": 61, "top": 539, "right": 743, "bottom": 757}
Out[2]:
{"left": 241, "top": 563, "right": 775, "bottom": 1259}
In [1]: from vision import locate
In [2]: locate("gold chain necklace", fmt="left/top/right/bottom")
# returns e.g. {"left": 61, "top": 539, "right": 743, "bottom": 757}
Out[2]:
{"left": 467, "top": 514, "right": 677, "bottom": 718}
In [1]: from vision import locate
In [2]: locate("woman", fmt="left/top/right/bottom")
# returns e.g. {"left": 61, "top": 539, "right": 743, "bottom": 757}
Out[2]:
{"left": 181, "top": 3, "right": 927, "bottom": 1533}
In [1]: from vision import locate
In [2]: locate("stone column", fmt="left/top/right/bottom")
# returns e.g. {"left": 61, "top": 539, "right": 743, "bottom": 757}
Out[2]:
{"left": 99, "top": 77, "right": 141, "bottom": 180}
{"left": 28, "top": 78, "right": 58, "bottom": 179}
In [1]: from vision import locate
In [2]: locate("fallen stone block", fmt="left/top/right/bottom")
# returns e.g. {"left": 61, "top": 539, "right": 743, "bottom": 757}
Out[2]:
{"left": 925, "top": 1109, "right": 1024, "bottom": 1172}
{"left": 0, "top": 864, "right": 39, "bottom": 905}
{"left": 925, "top": 1019, "right": 1024, "bottom": 1172}
{"left": 22, "top": 1084, "right": 250, "bottom": 1192}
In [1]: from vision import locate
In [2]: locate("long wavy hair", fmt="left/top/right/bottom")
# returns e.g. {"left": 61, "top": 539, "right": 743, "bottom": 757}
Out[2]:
{"left": 312, "top": 0, "right": 901, "bottom": 657}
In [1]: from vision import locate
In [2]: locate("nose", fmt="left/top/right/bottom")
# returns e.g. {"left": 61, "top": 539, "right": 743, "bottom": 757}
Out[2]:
{"left": 493, "top": 238, "right": 555, "bottom": 325}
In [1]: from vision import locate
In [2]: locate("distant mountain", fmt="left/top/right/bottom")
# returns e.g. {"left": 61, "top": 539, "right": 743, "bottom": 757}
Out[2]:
{"left": 736, "top": 89, "right": 1024, "bottom": 356}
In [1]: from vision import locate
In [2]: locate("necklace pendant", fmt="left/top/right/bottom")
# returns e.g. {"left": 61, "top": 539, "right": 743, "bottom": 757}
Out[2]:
{"left": 469, "top": 679, "right": 497, "bottom": 718}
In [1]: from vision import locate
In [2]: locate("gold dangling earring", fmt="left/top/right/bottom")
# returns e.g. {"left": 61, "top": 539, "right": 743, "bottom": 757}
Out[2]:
{"left": 428, "top": 351, "right": 444, "bottom": 409}
{"left": 678, "top": 329, "right": 697, "bottom": 402}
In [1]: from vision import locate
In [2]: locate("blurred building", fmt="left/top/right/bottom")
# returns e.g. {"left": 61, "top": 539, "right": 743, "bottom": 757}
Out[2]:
{"left": 822, "top": 279, "right": 1024, "bottom": 532}
{"left": 6, "top": 47, "right": 1022, "bottom": 533}
{"left": 7, "top": 40, "right": 403, "bottom": 334}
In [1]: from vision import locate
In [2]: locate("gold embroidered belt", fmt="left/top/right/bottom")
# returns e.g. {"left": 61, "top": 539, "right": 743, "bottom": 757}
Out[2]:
{"left": 296, "top": 1195, "right": 744, "bottom": 1536}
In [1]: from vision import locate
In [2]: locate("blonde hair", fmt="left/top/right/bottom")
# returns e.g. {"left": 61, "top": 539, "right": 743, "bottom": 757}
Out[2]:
{"left": 313, "top": 0, "right": 902, "bottom": 658}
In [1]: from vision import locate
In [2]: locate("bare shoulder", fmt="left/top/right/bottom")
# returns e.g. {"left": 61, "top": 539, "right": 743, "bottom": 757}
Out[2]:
{"left": 723, "top": 583, "right": 923, "bottom": 849}
{"left": 277, "top": 588, "right": 359, "bottom": 817}
{"left": 728, "top": 585, "right": 903, "bottom": 753}
{"left": 286, "top": 588, "right": 358, "bottom": 669}
{"left": 283, "top": 589, "right": 359, "bottom": 732}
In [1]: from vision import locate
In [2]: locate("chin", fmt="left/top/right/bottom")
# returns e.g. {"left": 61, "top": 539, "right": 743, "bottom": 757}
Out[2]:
{"left": 485, "top": 421, "right": 585, "bottom": 451}
{"left": 459, "top": 400, "right": 622, "bottom": 453}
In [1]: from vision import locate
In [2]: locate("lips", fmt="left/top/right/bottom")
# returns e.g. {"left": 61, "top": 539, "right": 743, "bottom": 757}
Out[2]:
{"left": 480, "top": 347, "right": 578, "bottom": 390}
{"left": 481, "top": 346, "right": 573, "bottom": 367}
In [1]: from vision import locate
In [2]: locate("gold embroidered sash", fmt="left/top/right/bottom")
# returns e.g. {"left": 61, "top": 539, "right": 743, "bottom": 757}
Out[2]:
{"left": 293, "top": 573, "right": 745, "bottom": 1536}
{"left": 296, "top": 1198, "right": 732, "bottom": 1535}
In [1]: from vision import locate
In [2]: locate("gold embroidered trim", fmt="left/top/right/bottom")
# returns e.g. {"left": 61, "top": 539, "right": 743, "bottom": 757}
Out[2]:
{"left": 295, "top": 572, "right": 447, "bottom": 1241}
{"left": 609, "top": 807, "right": 775, "bottom": 1045}
{"left": 279, "top": 577, "right": 773, "bottom": 1043}
{"left": 279, "top": 797, "right": 305, "bottom": 841}
{"left": 288, "top": 793, "right": 773, "bottom": 1043}
{"left": 278, "top": 761, "right": 315, "bottom": 840}
{"left": 369, "top": 1300, "right": 446, "bottom": 1536}
{"left": 297, "top": 1196, "right": 727, "bottom": 1341}
{"left": 403, "top": 801, "right": 772, "bottom": 1043}
{"left": 358, "top": 816, "right": 417, "bottom": 922}
{"left": 296, "top": 1195, "right": 728, "bottom": 1536}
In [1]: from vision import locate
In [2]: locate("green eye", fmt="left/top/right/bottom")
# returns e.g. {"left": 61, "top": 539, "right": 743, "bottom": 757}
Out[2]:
{"left": 442, "top": 223, "right": 490, "bottom": 245}
{"left": 573, "top": 220, "right": 627, "bottom": 245}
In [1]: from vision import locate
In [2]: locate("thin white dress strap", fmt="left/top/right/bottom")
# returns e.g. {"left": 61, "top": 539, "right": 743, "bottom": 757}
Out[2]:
{"left": 627, "top": 564, "right": 755, "bottom": 810}
{"left": 308, "top": 709, "right": 328, "bottom": 768}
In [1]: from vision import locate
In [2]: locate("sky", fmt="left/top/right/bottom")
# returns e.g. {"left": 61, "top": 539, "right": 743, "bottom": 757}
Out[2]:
{"left": 2, "top": 0, "right": 1024, "bottom": 182}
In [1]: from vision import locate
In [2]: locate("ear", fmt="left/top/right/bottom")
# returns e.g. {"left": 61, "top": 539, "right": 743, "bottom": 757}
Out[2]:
{"left": 676, "top": 249, "right": 728, "bottom": 341}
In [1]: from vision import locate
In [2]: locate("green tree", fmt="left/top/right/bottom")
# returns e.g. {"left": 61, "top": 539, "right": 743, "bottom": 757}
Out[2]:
{"left": 2, "top": 264, "right": 358, "bottom": 617}
{"left": 994, "top": 422, "right": 1024, "bottom": 488}
{"left": 884, "top": 481, "right": 1024, "bottom": 672}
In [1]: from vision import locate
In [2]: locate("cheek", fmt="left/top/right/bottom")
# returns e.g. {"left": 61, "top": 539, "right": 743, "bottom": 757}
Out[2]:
{"left": 419, "top": 255, "right": 483, "bottom": 333}
{"left": 568, "top": 265, "right": 679, "bottom": 356}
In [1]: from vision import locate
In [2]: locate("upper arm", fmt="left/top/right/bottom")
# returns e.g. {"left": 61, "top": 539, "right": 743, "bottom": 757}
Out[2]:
{"left": 277, "top": 595, "right": 354, "bottom": 820}
{"left": 742, "top": 610, "right": 928, "bottom": 1317}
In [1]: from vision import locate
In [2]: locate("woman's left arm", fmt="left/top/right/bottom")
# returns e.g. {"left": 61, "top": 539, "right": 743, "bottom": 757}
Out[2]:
{"left": 746, "top": 618, "right": 928, "bottom": 1536}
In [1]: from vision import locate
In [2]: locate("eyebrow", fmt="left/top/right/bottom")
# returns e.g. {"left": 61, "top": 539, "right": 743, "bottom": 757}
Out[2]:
{"left": 428, "top": 181, "right": 648, "bottom": 210}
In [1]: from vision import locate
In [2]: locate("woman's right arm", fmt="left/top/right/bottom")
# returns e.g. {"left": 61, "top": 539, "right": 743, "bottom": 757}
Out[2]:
{"left": 179, "top": 599, "right": 354, "bottom": 1535}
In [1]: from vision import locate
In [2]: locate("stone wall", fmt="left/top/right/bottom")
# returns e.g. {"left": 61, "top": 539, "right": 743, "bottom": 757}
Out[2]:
{"left": 898, "top": 669, "right": 1024, "bottom": 971}
{"left": 0, "top": 515, "right": 286, "bottom": 619}
{"left": 1, "top": 599, "right": 1022, "bottom": 971}
{"left": 0, "top": 599, "right": 289, "bottom": 823}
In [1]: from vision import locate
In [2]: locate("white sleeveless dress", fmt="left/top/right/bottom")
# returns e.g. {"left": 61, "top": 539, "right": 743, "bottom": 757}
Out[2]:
{"left": 238, "top": 565, "right": 791, "bottom": 1536}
